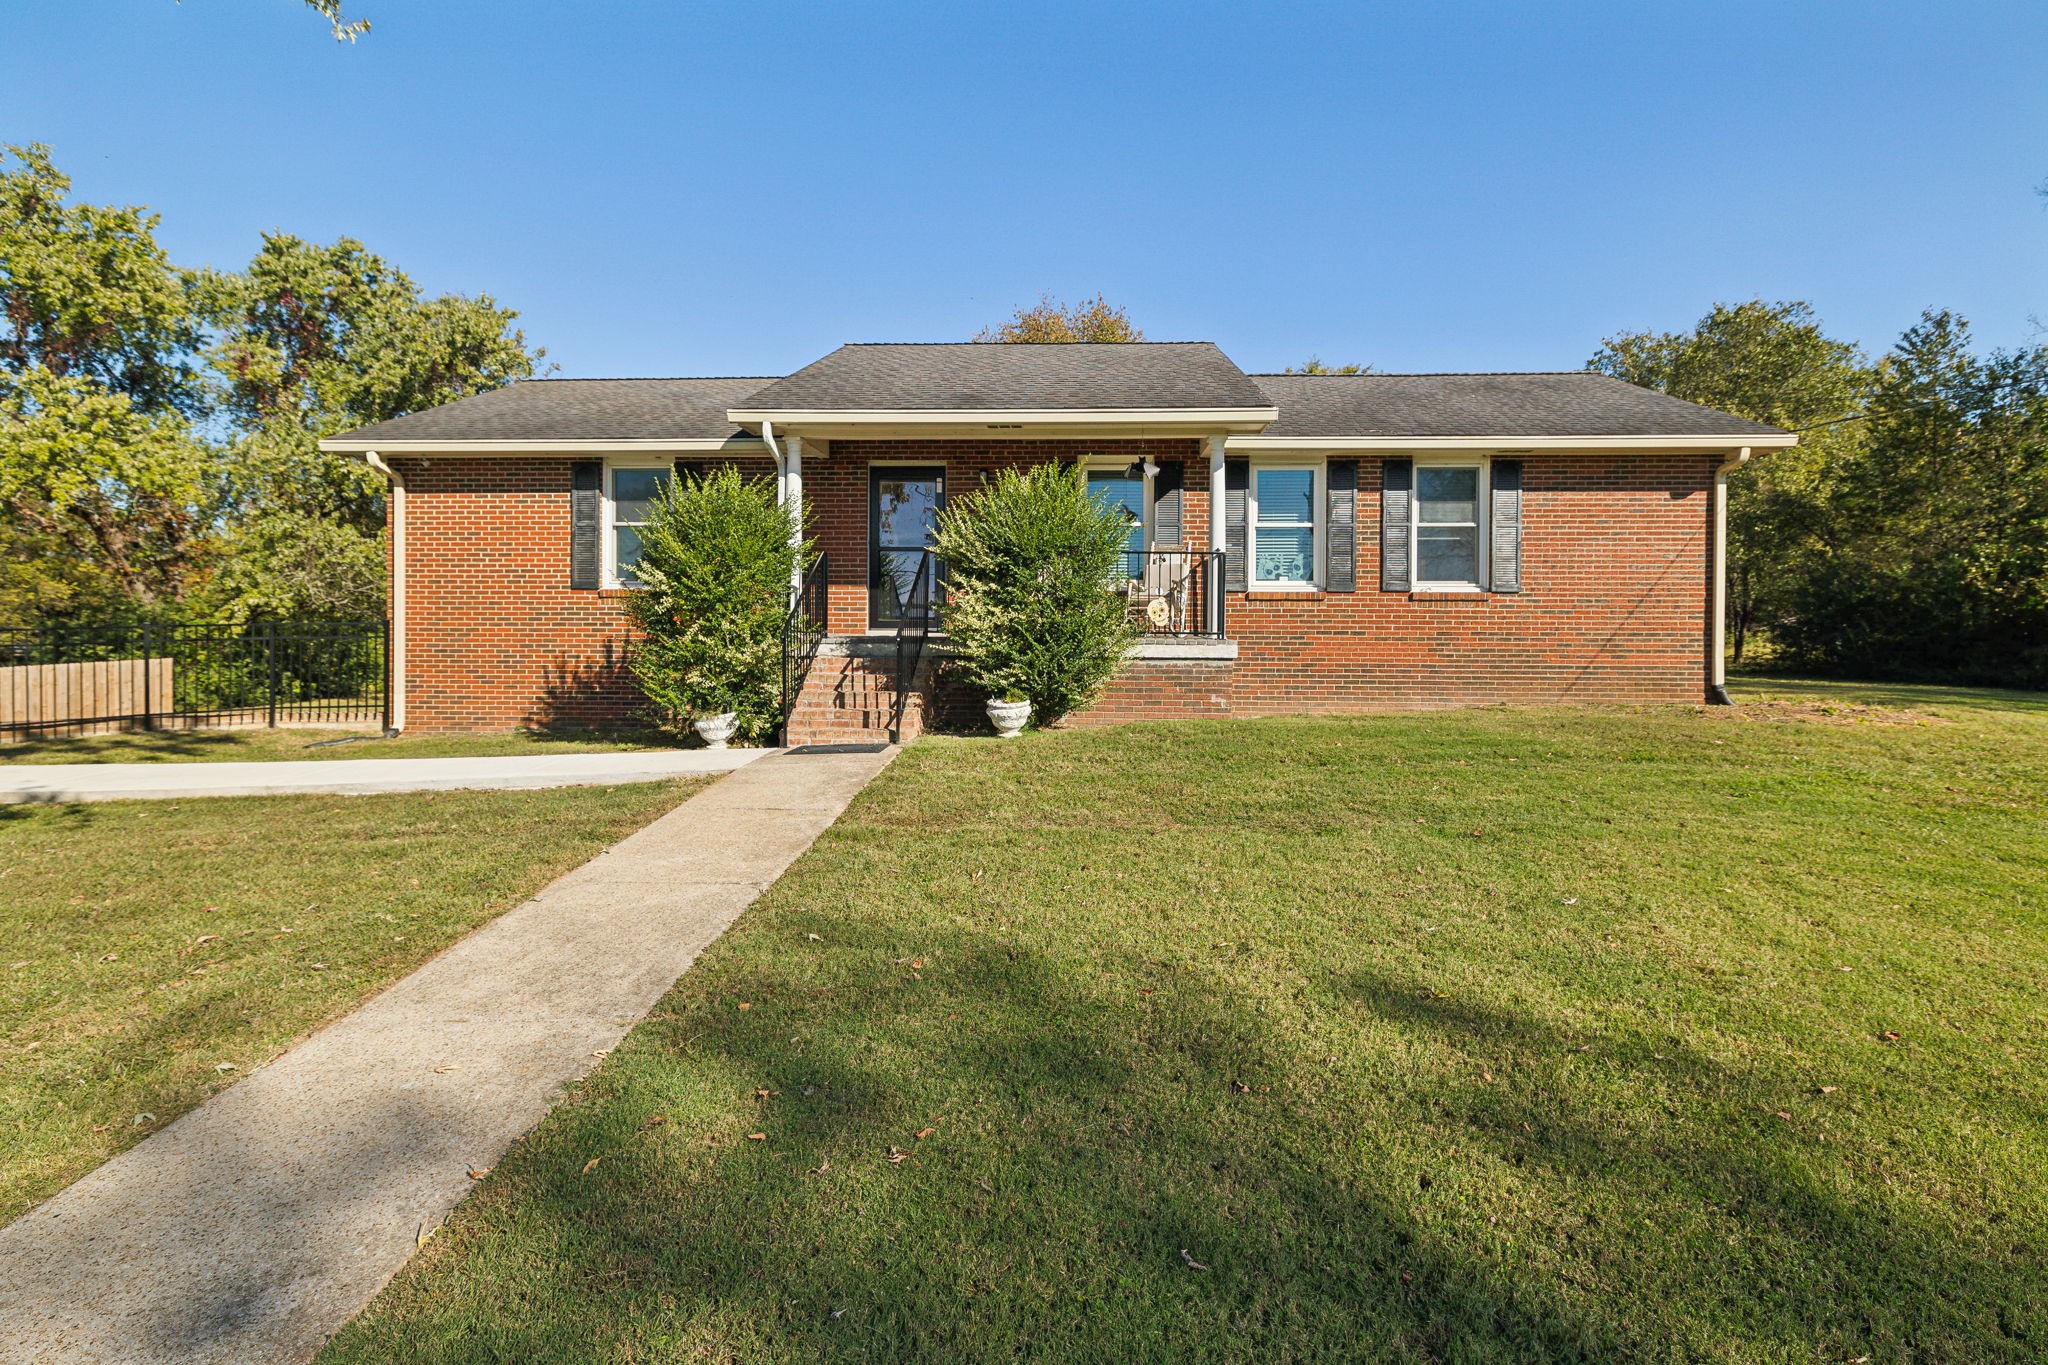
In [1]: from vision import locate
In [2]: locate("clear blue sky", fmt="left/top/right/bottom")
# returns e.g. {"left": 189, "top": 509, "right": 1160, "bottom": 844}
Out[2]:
{"left": 10, "top": 1, "right": 2046, "bottom": 379}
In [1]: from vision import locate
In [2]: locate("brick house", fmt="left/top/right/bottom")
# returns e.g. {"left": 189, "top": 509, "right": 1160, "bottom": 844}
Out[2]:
{"left": 320, "top": 341, "right": 1794, "bottom": 742}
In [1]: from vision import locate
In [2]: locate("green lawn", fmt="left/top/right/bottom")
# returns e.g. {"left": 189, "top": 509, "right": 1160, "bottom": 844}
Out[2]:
{"left": 322, "top": 681, "right": 2045, "bottom": 1364}
{"left": 0, "top": 726, "right": 674, "bottom": 764}
{"left": 0, "top": 778, "right": 707, "bottom": 1220}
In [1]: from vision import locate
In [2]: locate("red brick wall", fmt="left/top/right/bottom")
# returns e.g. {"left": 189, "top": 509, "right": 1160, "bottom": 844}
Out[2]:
{"left": 392, "top": 453, "right": 772, "bottom": 732}
{"left": 390, "top": 444, "right": 1713, "bottom": 733}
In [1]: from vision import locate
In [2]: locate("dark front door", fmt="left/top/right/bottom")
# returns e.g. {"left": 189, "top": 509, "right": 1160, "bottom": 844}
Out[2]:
{"left": 870, "top": 465, "right": 945, "bottom": 629}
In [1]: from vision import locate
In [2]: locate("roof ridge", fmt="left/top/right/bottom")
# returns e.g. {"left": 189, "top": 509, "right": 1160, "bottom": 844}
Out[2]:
{"left": 521, "top": 375, "right": 781, "bottom": 383}
{"left": 1250, "top": 370, "right": 1604, "bottom": 378}
{"left": 836, "top": 340, "right": 1218, "bottom": 348}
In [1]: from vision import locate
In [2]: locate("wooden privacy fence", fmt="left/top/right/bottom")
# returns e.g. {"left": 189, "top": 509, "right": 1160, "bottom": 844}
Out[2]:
{"left": 0, "top": 657, "right": 177, "bottom": 736}
{"left": 0, "top": 621, "right": 390, "bottom": 737}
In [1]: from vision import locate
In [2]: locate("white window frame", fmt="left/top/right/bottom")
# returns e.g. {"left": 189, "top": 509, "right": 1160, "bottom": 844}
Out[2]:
{"left": 1411, "top": 454, "right": 1491, "bottom": 593}
{"left": 602, "top": 458, "right": 672, "bottom": 589}
{"left": 1247, "top": 458, "right": 1325, "bottom": 590}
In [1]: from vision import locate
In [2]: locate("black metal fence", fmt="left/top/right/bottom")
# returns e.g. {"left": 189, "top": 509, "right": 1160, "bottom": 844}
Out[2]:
{"left": 779, "top": 553, "right": 829, "bottom": 739}
{"left": 0, "top": 620, "right": 390, "bottom": 737}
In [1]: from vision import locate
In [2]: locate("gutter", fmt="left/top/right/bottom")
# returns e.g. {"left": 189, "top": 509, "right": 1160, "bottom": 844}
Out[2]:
{"left": 363, "top": 451, "right": 407, "bottom": 733}
{"left": 1707, "top": 447, "right": 1752, "bottom": 706}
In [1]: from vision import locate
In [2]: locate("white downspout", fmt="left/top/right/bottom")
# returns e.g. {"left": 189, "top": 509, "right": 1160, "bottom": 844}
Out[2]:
{"left": 1708, "top": 446, "right": 1751, "bottom": 706}
{"left": 363, "top": 451, "right": 406, "bottom": 733}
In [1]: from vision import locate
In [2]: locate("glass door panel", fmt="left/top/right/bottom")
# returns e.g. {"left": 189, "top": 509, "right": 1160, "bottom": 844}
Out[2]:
{"left": 870, "top": 466, "right": 945, "bottom": 628}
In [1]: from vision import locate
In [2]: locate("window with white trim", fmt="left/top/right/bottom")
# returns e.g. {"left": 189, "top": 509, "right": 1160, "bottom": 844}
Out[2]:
{"left": 606, "top": 464, "right": 671, "bottom": 586}
{"left": 1249, "top": 463, "right": 1321, "bottom": 587}
{"left": 1085, "top": 461, "right": 1151, "bottom": 580}
{"left": 1413, "top": 459, "right": 1488, "bottom": 590}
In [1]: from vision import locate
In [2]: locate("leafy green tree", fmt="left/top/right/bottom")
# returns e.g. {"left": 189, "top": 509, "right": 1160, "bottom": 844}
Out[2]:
{"left": 975, "top": 293, "right": 1143, "bottom": 343}
{"left": 624, "top": 468, "right": 810, "bottom": 744}
{"left": 1284, "top": 357, "right": 1372, "bottom": 374}
{"left": 0, "top": 144, "right": 200, "bottom": 415}
{"left": 195, "top": 232, "right": 541, "bottom": 617}
{"left": 304, "top": 1, "right": 370, "bottom": 40}
{"left": 0, "top": 365, "right": 214, "bottom": 614}
{"left": 1778, "top": 311, "right": 2048, "bottom": 685}
{"left": 933, "top": 461, "right": 1138, "bottom": 724}
{"left": 1590, "top": 300, "right": 1871, "bottom": 662}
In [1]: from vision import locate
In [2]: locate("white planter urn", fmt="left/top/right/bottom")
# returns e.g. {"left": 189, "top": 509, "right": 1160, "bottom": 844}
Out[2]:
{"left": 986, "top": 697, "right": 1031, "bottom": 739}
{"left": 693, "top": 711, "right": 739, "bottom": 750}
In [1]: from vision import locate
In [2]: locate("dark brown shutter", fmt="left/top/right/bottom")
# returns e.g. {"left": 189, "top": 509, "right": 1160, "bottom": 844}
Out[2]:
{"left": 1380, "top": 458, "right": 1412, "bottom": 592}
{"left": 1223, "top": 458, "right": 1249, "bottom": 592}
{"left": 570, "top": 461, "right": 602, "bottom": 590}
{"left": 1326, "top": 459, "right": 1358, "bottom": 592}
{"left": 1490, "top": 459, "right": 1522, "bottom": 593}
{"left": 1152, "top": 460, "right": 1184, "bottom": 549}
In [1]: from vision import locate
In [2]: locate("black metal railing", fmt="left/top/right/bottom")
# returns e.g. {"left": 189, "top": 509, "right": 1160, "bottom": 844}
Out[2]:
{"left": 1115, "top": 548, "right": 1225, "bottom": 638}
{"left": 778, "top": 553, "right": 829, "bottom": 743}
{"left": 0, "top": 620, "right": 390, "bottom": 737}
{"left": 892, "top": 549, "right": 935, "bottom": 743}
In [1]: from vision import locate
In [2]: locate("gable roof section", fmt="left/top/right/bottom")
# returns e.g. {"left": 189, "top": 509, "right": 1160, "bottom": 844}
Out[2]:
{"left": 1248, "top": 372, "right": 1789, "bottom": 440}
{"left": 321, "top": 377, "right": 774, "bottom": 448}
{"left": 734, "top": 342, "right": 1275, "bottom": 414}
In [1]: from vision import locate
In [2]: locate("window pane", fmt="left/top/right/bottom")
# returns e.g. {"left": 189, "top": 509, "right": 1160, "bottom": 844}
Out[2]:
{"left": 614, "top": 526, "right": 645, "bottom": 581}
{"left": 877, "top": 548, "right": 934, "bottom": 620}
{"left": 1255, "top": 524, "right": 1314, "bottom": 583}
{"left": 876, "top": 476, "right": 941, "bottom": 547}
{"left": 1416, "top": 526, "right": 1478, "bottom": 583}
{"left": 1417, "top": 466, "right": 1478, "bottom": 523}
{"left": 612, "top": 468, "right": 666, "bottom": 524}
{"left": 1255, "top": 467, "right": 1315, "bottom": 524}
{"left": 1087, "top": 472, "right": 1146, "bottom": 569}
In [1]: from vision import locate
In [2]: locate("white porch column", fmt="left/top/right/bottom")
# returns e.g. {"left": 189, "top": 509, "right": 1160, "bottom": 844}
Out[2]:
{"left": 1207, "top": 433, "right": 1227, "bottom": 635}
{"left": 785, "top": 434, "right": 806, "bottom": 596}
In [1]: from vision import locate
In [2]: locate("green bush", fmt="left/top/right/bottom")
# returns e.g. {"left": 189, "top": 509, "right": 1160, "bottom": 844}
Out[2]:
{"left": 623, "top": 467, "right": 810, "bottom": 744}
{"left": 933, "top": 461, "right": 1138, "bottom": 725}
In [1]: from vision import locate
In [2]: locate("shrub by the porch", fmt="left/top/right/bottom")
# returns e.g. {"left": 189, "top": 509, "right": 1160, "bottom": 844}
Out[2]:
{"left": 933, "top": 461, "right": 1138, "bottom": 725}
{"left": 624, "top": 467, "right": 809, "bottom": 744}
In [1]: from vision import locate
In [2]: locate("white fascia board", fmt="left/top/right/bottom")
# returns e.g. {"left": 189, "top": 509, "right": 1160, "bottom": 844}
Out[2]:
{"left": 1226, "top": 433, "right": 1797, "bottom": 453}
{"left": 316, "top": 436, "right": 770, "bottom": 455}
{"left": 728, "top": 407, "right": 1280, "bottom": 435}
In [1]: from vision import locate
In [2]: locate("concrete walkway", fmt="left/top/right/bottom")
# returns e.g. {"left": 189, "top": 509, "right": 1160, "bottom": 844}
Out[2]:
{"left": 0, "top": 744, "right": 896, "bottom": 1365}
{"left": 0, "top": 747, "right": 769, "bottom": 804}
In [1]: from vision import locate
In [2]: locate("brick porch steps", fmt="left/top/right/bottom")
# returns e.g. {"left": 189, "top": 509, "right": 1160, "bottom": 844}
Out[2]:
{"left": 785, "top": 653, "right": 928, "bottom": 746}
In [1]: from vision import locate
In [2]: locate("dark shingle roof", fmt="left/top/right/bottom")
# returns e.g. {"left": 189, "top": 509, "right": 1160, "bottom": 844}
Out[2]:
{"left": 1248, "top": 372, "right": 1788, "bottom": 439}
{"left": 327, "top": 377, "right": 774, "bottom": 444}
{"left": 735, "top": 342, "right": 1275, "bottom": 412}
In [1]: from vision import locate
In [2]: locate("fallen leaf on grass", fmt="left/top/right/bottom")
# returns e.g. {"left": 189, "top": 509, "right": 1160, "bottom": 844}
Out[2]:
{"left": 194, "top": 935, "right": 218, "bottom": 946}
{"left": 805, "top": 933, "right": 822, "bottom": 941}
{"left": 1880, "top": 1031, "right": 1901, "bottom": 1042}
{"left": 809, "top": 1158, "right": 830, "bottom": 1175}
{"left": 1818, "top": 1085, "right": 1839, "bottom": 1095}
{"left": 310, "top": 963, "right": 329, "bottom": 971}
{"left": 1230, "top": 1080, "right": 1250, "bottom": 1093}
{"left": 885, "top": 1147, "right": 910, "bottom": 1164}
{"left": 215, "top": 1063, "right": 237, "bottom": 1073}
{"left": 754, "top": 1088, "right": 773, "bottom": 1099}
{"left": 747, "top": 1133, "right": 767, "bottom": 1142}
{"left": 1180, "top": 1249, "right": 1209, "bottom": 1271}
{"left": 582, "top": 1157, "right": 601, "bottom": 1174}
{"left": 99, "top": 953, "right": 117, "bottom": 963}
{"left": 915, "top": 1127, "right": 936, "bottom": 1139}
{"left": 467, "top": 1167, "right": 491, "bottom": 1179}
{"left": 132, "top": 1113, "right": 155, "bottom": 1126}
{"left": 736, "top": 1002, "right": 752, "bottom": 1011}
{"left": 1775, "top": 1110, "right": 1793, "bottom": 1121}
